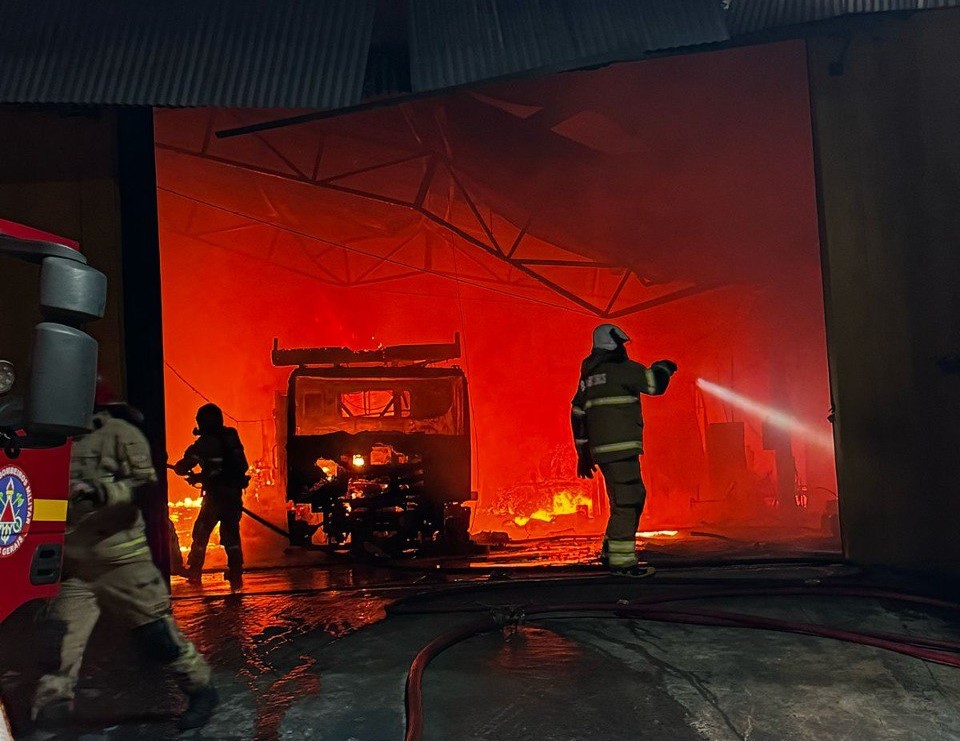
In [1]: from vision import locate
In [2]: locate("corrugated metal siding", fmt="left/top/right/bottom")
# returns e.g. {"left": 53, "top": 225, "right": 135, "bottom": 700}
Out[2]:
{"left": 0, "top": 0, "right": 376, "bottom": 106}
{"left": 727, "top": 0, "right": 960, "bottom": 35}
{"left": 408, "top": 0, "right": 729, "bottom": 93}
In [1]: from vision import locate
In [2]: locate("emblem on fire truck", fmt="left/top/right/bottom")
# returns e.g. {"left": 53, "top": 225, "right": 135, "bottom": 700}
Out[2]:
{"left": 0, "top": 466, "right": 32, "bottom": 558}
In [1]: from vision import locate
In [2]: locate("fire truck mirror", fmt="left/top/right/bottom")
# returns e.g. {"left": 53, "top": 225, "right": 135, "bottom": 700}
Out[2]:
{"left": 39, "top": 257, "right": 107, "bottom": 325}
{"left": 26, "top": 322, "right": 98, "bottom": 436}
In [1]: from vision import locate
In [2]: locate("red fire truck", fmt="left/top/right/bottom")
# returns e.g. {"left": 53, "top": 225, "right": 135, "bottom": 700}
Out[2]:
{"left": 0, "top": 219, "right": 105, "bottom": 624}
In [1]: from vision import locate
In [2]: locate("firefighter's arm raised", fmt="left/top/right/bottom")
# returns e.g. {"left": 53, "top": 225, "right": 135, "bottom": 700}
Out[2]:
{"left": 627, "top": 359, "right": 677, "bottom": 397}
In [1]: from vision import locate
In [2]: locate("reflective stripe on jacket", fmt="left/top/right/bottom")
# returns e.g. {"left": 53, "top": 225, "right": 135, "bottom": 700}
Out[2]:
{"left": 571, "top": 352, "right": 671, "bottom": 463}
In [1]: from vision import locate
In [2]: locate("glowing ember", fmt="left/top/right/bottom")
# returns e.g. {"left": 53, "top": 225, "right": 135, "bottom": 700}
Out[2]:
{"left": 513, "top": 490, "right": 593, "bottom": 527}
{"left": 315, "top": 457, "right": 338, "bottom": 481}
{"left": 637, "top": 530, "right": 679, "bottom": 538}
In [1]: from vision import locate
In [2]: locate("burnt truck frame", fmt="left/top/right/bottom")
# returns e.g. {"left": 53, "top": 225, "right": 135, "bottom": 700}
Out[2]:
{"left": 273, "top": 335, "right": 473, "bottom": 556}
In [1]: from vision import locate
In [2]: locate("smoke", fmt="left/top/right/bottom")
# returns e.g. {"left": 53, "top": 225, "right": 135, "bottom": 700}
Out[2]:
{"left": 696, "top": 378, "right": 834, "bottom": 452}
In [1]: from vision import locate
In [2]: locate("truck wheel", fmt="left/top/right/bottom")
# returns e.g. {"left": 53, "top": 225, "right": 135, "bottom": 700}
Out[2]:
{"left": 441, "top": 504, "right": 471, "bottom": 552}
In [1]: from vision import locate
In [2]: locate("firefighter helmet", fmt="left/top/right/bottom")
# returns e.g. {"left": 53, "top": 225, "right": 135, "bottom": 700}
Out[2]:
{"left": 592, "top": 324, "right": 630, "bottom": 351}
{"left": 195, "top": 403, "right": 224, "bottom": 434}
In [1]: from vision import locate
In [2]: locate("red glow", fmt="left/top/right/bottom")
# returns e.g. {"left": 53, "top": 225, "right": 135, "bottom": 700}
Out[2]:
{"left": 155, "top": 41, "right": 837, "bottom": 563}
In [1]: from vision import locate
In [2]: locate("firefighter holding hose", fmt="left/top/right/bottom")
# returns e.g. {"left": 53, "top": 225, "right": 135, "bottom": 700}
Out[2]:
{"left": 571, "top": 325, "right": 677, "bottom": 576}
{"left": 32, "top": 380, "right": 218, "bottom": 731}
{"left": 173, "top": 403, "right": 249, "bottom": 590}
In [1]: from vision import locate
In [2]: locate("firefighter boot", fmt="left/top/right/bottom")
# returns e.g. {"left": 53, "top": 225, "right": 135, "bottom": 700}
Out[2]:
{"left": 224, "top": 546, "right": 243, "bottom": 592}
{"left": 185, "top": 566, "right": 203, "bottom": 586}
{"left": 178, "top": 685, "right": 219, "bottom": 731}
{"left": 611, "top": 564, "right": 656, "bottom": 578}
{"left": 223, "top": 568, "right": 243, "bottom": 592}
{"left": 33, "top": 699, "right": 73, "bottom": 732}
{"left": 598, "top": 538, "right": 609, "bottom": 567}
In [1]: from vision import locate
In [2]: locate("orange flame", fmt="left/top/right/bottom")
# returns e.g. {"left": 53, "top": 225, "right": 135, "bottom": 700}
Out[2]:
{"left": 513, "top": 490, "right": 593, "bottom": 527}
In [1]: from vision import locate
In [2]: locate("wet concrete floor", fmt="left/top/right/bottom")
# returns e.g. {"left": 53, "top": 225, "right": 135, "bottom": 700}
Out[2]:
{"left": 3, "top": 535, "right": 960, "bottom": 741}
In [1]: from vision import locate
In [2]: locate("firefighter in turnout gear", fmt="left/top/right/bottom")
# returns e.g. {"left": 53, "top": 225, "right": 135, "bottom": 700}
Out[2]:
{"left": 571, "top": 325, "right": 677, "bottom": 576}
{"left": 32, "top": 384, "right": 218, "bottom": 732}
{"left": 173, "top": 403, "right": 249, "bottom": 590}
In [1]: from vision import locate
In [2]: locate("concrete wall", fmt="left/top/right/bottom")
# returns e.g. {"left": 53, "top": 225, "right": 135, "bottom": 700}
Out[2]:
{"left": 0, "top": 108, "right": 125, "bottom": 394}
{"left": 809, "top": 10, "right": 960, "bottom": 572}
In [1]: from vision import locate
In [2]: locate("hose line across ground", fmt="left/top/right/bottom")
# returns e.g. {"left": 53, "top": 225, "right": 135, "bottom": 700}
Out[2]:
{"left": 402, "top": 593, "right": 960, "bottom": 741}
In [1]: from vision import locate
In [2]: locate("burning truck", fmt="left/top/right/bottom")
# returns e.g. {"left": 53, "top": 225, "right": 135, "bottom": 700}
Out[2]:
{"left": 273, "top": 335, "right": 473, "bottom": 556}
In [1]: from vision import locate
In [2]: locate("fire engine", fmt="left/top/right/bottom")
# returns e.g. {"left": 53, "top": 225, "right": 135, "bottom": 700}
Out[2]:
{"left": 0, "top": 219, "right": 105, "bottom": 624}
{"left": 273, "top": 335, "right": 473, "bottom": 556}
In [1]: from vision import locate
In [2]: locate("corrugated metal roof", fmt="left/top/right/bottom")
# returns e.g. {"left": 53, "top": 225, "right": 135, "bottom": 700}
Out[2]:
{"left": 726, "top": 0, "right": 960, "bottom": 35}
{"left": 408, "top": 0, "right": 730, "bottom": 93}
{"left": 0, "top": 0, "right": 376, "bottom": 107}
{"left": 4, "top": 0, "right": 957, "bottom": 109}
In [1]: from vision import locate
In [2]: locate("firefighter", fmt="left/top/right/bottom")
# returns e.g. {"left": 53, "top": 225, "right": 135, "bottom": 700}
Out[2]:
{"left": 32, "top": 382, "right": 218, "bottom": 731}
{"left": 571, "top": 324, "right": 677, "bottom": 576}
{"left": 173, "top": 404, "right": 248, "bottom": 590}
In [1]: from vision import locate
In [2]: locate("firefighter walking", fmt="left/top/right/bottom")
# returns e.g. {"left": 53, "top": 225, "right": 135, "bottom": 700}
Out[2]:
{"left": 572, "top": 324, "right": 677, "bottom": 575}
{"left": 32, "top": 386, "right": 218, "bottom": 731}
{"left": 173, "top": 403, "right": 248, "bottom": 590}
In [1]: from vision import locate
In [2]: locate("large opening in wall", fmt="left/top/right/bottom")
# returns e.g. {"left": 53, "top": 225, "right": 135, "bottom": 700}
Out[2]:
{"left": 155, "top": 40, "right": 838, "bottom": 568}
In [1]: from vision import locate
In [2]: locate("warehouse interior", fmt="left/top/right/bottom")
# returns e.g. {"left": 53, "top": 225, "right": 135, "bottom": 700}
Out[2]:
{"left": 155, "top": 40, "right": 837, "bottom": 565}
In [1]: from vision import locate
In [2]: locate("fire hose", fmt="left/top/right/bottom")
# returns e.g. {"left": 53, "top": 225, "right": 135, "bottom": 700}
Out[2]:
{"left": 402, "top": 587, "right": 960, "bottom": 741}
{"left": 165, "top": 464, "right": 290, "bottom": 539}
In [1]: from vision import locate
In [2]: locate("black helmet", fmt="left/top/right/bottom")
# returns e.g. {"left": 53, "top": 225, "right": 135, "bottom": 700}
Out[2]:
{"left": 195, "top": 403, "right": 224, "bottom": 434}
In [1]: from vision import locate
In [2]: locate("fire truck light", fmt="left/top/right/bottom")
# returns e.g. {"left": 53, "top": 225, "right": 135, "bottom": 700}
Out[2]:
{"left": 696, "top": 378, "right": 833, "bottom": 451}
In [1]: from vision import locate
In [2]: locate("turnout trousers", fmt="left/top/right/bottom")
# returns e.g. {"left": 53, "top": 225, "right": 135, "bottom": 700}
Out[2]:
{"left": 187, "top": 492, "right": 243, "bottom": 575}
{"left": 598, "top": 457, "right": 647, "bottom": 568}
{"left": 32, "top": 556, "right": 210, "bottom": 718}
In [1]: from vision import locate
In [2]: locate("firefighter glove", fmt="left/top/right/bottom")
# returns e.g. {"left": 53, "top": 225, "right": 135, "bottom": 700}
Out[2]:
{"left": 70, "top": 479, "right": 106, "bottom": 506}
{"left": 652, "top": 359, "right": 678, "bottom": 375}
{"left": 577, "top": 454, "right": 596, "bottom": 479}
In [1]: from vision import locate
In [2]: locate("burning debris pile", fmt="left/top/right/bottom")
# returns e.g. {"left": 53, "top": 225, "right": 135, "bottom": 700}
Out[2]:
{"left": 482, "top": 445, "right": 604, "bottom": 534}
{"left": 512, "top": 490, "right": 595, "bottom": 528}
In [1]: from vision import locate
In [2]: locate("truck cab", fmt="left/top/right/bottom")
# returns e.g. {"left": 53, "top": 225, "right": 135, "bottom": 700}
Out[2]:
{"left": 0, "top": 219, "right": 105, "bottom": 623}
{"left": 274, "top": 335, "right": 473, "bottom": 556}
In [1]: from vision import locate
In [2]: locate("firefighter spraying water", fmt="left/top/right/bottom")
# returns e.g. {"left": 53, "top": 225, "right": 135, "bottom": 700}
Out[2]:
{"left": 571, "top": 324, "right": 677, "bottom": 576}
{"left": 171, "top": 404, "right": 249, "bottom": 591}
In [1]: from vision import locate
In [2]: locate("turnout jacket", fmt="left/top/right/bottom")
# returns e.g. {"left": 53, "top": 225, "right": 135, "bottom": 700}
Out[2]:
{"left": 173, "top": 426, "right": 248, "bottom": 500}
{"left": 67, "top": 410, "right": 158, "bottom": 564}
{"left": 571, "top": 351, "right": 673, "bottom": 464}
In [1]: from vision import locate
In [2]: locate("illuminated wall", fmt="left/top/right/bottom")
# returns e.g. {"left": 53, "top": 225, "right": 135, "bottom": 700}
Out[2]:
{"left": 155, "top": 40, "right": 836, "bottom": 563}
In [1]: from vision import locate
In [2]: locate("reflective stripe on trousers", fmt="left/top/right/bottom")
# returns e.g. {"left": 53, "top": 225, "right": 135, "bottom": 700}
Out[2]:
{"left": 607, "top": 539, "right": 637, "bottom": 567}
